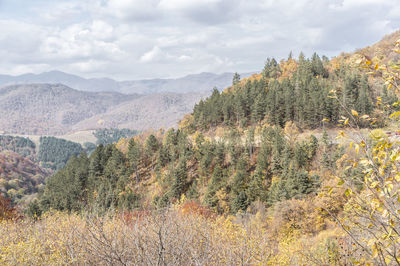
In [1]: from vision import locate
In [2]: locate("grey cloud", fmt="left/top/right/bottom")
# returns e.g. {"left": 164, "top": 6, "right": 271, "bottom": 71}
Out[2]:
{"left": 161, "top": 0, "right": 242, "bottom": 25}
{"left": 0, "top": 0, "right": 398, "bottom": 80}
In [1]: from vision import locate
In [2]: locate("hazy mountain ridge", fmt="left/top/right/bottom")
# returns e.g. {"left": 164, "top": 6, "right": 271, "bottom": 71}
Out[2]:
{"left": 0, "top": 83, "right": 210, "bottom": 135}
{"left": 0, "top": 71, "right": 254, "bottom": 94}
{"left": 72, "top": 91, "right": 210, "bottom": 131}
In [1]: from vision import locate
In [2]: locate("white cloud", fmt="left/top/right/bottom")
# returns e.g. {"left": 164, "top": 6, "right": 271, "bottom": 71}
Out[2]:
{"left": 140, "top": 46, "right": 165, "bottom": 63}
{"left": 0, "top": 0, "right": 398, "bottom": 79}
{"left": 102, "top": 0, "right": 162, "bottom": 21}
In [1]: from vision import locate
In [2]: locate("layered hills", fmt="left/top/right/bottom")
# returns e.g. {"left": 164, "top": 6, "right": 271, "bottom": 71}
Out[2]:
{"left": 0, "top": 71, "right": 253, "bottom": 94}
{"left": 0, "top": 83, "right": 209, "bottom": 135}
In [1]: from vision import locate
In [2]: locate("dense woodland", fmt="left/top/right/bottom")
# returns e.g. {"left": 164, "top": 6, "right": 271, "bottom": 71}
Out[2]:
{"left": 0, "top": 130, "right": 141, "bottom": 206}
{"left": 38, "top": 136, "right": 84, "bottom": 170}
{"left": 1, "top": 31, "right": 400, "bottom": 264}
{"left": 0, "top": 151, "right": 48, "bottom": 204}
{"left": 39, "top": 126, "right": 328, "bottom": 214}
{"left": 93, "top": 128, "right": 139, "bottom": 145}
{"left": 35, "top": 52, "right": 391, "bottom": 215}
{"left": 190, "top": 54, "right": 382, "bottom": 130}
{"left": 0, "top": 135, "right": 36, "bottom": 160}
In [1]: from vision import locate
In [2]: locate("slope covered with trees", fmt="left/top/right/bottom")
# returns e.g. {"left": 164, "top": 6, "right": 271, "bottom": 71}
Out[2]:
{"left": 37, "top": 47, "right": 395, "bottom": 215}
{"left": 4, "top": 30, "right": 400, "bottom": 265}
{"left": 39, "top": 126, "right": 328, "bottom": 214}
{"left": 93, "top": 128, "right": 139, "bottom": 145}
{"left": 189, "top": 54, "right": 377, "bottom": 131}
{"left": 37, "top": 136, "right": 84, "bottom": 171}
{"left": 0, "top": 151, "right": 48, "bottom": 205}
{"left": 0, "top": 135, "right": 36, "bottom": 160}
{"left": 0, "top": 83, "right": 209, "bottom": 135}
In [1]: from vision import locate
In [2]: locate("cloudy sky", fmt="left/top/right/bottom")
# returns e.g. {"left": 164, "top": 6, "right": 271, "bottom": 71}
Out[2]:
{"left": 0, "top": 0, "right": 398, "bottom": 80}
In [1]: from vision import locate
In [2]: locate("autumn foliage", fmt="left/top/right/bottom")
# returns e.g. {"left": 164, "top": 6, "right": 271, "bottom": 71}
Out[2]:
{"left": 0, "top": 194, "right": 20, "bottom": 221}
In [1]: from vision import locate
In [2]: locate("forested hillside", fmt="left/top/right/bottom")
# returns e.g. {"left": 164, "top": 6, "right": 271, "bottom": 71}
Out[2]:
{"left": 37, "top": 47, "right": 391, "bottom": 214}
{"left": 0, "top": 151, "right": 48, "bottom": 205}
{"left": 0, "top": 135, "right": 36, "bottom": 160}
{"left": 93, "top": 128, "right": 139, "bottom": 145}
{"left": 188, "top": 54, "right": 389, "bottom": 131}
{"left": 2, "top": 31, "right": 400, "bottom": 265}
{"left": 0, "top": 134, "right": 95, "bottom": 205}
{"left": 37, "top": 137, "right": 84, "bottom": 171}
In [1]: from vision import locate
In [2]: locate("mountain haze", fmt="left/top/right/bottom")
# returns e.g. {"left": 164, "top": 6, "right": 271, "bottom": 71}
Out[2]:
{"left": 0, "top": 71, "right": 254, "bottom": 94}
{"left": 0, "top": 83, "right": 209, "bottom": 135}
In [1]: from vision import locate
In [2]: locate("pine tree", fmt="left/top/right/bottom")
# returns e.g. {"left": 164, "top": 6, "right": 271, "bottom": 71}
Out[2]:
{"left": 231, "top": 191, "right": 249, "bottom": 213}
{"left": 232, "top": 72, "right": 241, "bottom": 85}
{"left": 356, "top": 75, "right": 373, "bottom": 115}
{"left": 127, "top": 138, "right": 141, "bottom": 181}
{"left": 231, "top": 157, "right": 248, "bottom": 195}
{"left": 204, "top": 166, "right": 224, "bottom": 207}
{"left": 245, "top": 127, "right": 255, "bottom": 159}
{"left": 170, "top": 159, "right": 187, "bottom": 199}
{"left": 251, "top": 93, "right": 266, "bottom": 123}
{"left": 145, "top": 134, "right": 159, "bottom": 157}
{"left": 89, "top": 144, "right": 104, "bottom": 177}
{"left": 186, "top": 179, "right": 200, "bottom": 200}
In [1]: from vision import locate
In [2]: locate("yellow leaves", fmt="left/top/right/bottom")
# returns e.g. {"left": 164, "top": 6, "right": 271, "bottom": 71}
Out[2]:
{"left": 365, "top": 60, "right": 372, "bottom": 65}
{"left": 355, "top": 58, "right": 363, "bottom": 64}
{"left": 351, "top": 109, "right": 359, "bottom": 117}
{"left": 371, "top": 244, "right": 379, "bottom": 258}
{"left": 369, "top": 129, "right": 387, "bottom": 141}
{"left": 393, "top": 49, "right": 400, "bottom": 54}
{"left": 321, "top": 118, "right": 330, "bottom": 122}
{"left": 344, "top": 188, "right": 352, "bottom": 197}
{"left": 385, "top": 183, "right": 394, "bottom": 193}
{"left": 360, "top": 140, "right": 366, "bottom": 148}
{"left": 389, "top": 111, "right": 400, "bottom": 119}
{"left": 327, "top": 89, "right": 337, "bottom": 99}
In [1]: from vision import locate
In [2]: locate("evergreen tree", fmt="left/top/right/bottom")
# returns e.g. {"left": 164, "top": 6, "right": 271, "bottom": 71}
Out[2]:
{"left": 232, "top": 72, "right": 241, "bottom": 85}
{"left": 186, "top": 179, "right": 200, "bottom": 200}
{"left": 170, "top": 159, "right": 187, "bottom": 199}
{"left": 204, "top": 166, "right": 224, "bottom": 208}
{"left": 231, "top": 191, "right": 249, "bottom": 213}
{"left": 356, "top": 75, "right": 373, "bottom": 115}
{"left": 89, "top": 144, "right": 104, "bottom": 177}
{"left": 145, "top": 134, "right": 160, "bottom": 170}
{"left": 127, "top": 138, "right": 141, "bottom": 181}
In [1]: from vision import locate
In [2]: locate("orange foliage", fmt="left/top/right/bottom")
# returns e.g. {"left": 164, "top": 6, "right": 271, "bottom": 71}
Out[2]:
{"left": 279, "top": 59, "right": 298, "bottom": 81}
{"left": 179, "top": 201, "right": 216, "bottom": 219}
{"left": 120, "top": 209, "right": 152, "bottom": 225}
{"left": 0, "top": 194, "right": 20, "bottom": 221}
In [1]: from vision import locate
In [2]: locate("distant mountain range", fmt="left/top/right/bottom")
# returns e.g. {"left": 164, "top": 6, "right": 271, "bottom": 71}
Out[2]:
{"left": 0, "top": 71, "right": 254, "bottom": 94}
{"left": 0, "top": 71, "right": 256, "bottom": 134}
{"left": 0, "top": 83, "right": 210, "bottom": 135}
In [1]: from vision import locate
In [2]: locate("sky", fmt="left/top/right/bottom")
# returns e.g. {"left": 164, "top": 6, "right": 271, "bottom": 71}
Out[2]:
{"left": 0, "top": 0, "right": 399, "bottom": 80}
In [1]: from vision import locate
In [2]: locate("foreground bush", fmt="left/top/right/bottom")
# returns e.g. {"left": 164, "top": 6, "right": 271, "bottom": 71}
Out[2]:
{"left": 0, "top": 200, "right": 356, "bottom": 265}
